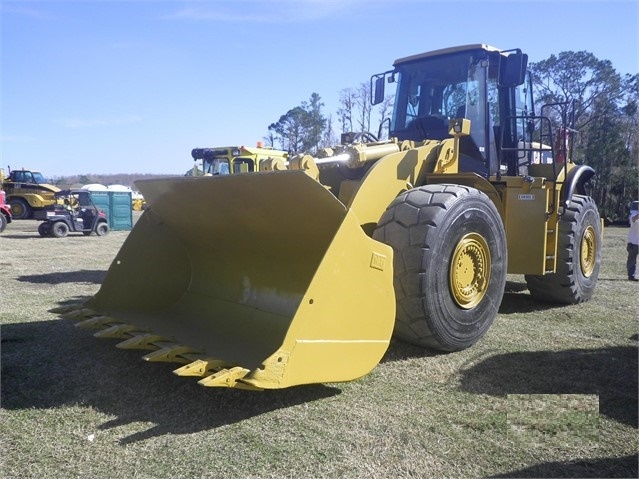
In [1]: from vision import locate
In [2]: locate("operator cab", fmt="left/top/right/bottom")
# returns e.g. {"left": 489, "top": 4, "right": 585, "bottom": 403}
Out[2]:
{"left": 191, "top": 147, "right": 256, "bottom": 175}
{"left": 372, "top": 44, "right": 534, "bottom": 178}
{"left": 9, "top": 170, "right": 48, "bottom": 184}
{"left": 192, "top": 147, "right": 237, "bottom": 175}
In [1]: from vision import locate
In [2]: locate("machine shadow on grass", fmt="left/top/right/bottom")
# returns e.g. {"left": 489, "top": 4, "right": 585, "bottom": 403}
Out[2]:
{"left": 489, "top": 454, "right": 638, "bottom": 479}
{"left": 458, "top": 332, "right": 639, "bottom": 478}
{"left": 381, "top": 281, "right": 569, "bottom": 364}
{"left": 0, "top": 233, "right": 42, "bottom": 239}
{"left": 0, "top": 318, "right": 340, "bottom": 445}
{"left": 17, "top": 270, "right": 107, "bottom": 284}
{"left": 499, "top": 280, "right": 560, "bottom": 313}
{"left": 458, "top": 345, "right": 638, "bottom": 428}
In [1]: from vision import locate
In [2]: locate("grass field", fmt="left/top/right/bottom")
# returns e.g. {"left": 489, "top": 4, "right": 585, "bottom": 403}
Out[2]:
{"left": 1, "top": 214, "right": 637, "bottom": 478}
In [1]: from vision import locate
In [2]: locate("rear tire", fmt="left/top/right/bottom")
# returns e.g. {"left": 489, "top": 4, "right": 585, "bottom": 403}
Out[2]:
{"left": 0, "top": 213, "right": 6, "bottom": 233}
{"left": 51, "top": 221, "right": 69, "bottom": 238}
{"left": 525, "top": 195, "right": 601, "bottom": 304}
{"left": 96, "top": 222, "right": 109, "bottom": 236}
{"left": 373, "top": 184, "right": 507, "bottom": 352}
{"left": 38, "top": 222, "right": 51, "bottom": 237}
{"left": 9, "top": 198, "right": 31, "bottom": 219}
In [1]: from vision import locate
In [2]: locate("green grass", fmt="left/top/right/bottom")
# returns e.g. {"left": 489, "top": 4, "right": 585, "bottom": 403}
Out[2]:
{"left": 1, "top": 216, "right": 637, "bottom": 478}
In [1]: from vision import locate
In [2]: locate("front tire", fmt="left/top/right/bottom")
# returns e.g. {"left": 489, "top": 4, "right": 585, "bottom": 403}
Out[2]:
{"left": 0, "top": 213, "right": 6, "bottom": 233}
{"left": 9, "top": 198, "right": 31, "bottom": 219}
{"left": 525, "top": 195, "right": 601, "bottom": 303}
{"left": 51, "top": 221, "right": 69, "bottom": 238}
{"left": 96, "top": 222, "right": 109, "bottom": 236}
{"left": 373, "top": 184, "right": 507, "bottom": 352}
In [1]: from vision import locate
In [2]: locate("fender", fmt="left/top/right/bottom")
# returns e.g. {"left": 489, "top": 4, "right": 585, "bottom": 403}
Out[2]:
{"left": 562, "top": 164, "right": 595, "bottom": 206}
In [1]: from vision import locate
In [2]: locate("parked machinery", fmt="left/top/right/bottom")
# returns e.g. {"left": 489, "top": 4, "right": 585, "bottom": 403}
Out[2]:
{"left": 0, "top": 167, "right": 60, "bottom": 219}
{"left": 190, "top": 144, "right": 289, "bottom": 176}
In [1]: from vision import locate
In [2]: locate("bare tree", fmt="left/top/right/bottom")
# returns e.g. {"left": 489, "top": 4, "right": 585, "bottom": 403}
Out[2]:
{"left": 355, "top": 82, "right": 372, "bottom": 133}
{"left": 322, "top": 114, "right": 339, "bottom": 148}
{"left": 337, "top": 88, "right": 356, "bottom": 133}
{"left": 262, "top": 131, "right": 277, "bottom": 148}
{"left": 375, "top": 94, "right": 394, "bottom": 139}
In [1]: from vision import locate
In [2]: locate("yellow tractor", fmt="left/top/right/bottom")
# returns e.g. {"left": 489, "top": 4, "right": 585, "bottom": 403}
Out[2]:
{"left": 0, "top": 167, "right": 60, "bottom": 219}
{"left": 55, "top": 44, "right": 601, "bottom": 390}
{"left": 189, "top": 143, "right": 289, "bottom": 176}
{"left": 131, "top": 192, "right": 146, "bottom": 211}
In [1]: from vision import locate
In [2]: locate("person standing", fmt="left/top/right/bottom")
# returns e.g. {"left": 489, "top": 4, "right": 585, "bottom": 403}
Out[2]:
{"left": 627, "top": 203, "right": 639, "bottom": 281}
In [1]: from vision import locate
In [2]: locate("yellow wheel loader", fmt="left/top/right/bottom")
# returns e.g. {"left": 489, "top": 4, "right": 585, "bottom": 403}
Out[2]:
{"left": 0, "top": 168, "right": 60, "bottom": 219}
{"left": 189, "top": 144, "right": 289, "bottom": 176}
{"left": 54, "top": 44, "right": 601, "bottom": 390}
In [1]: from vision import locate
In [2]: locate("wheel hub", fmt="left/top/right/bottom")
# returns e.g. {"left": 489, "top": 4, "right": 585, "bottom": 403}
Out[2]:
{"left": 580, "top": 225, "right": 597, "bottom": 278}
{"left": 10, "top": 203, "right": 26, "bottom": 217}
{"left": 450, "top": 233, "right": 491, "bottom": 309}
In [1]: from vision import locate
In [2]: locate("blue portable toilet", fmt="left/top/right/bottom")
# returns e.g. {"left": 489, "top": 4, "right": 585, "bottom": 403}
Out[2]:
{"left": 90, "top": 190, "right": 132, "bottom": 231}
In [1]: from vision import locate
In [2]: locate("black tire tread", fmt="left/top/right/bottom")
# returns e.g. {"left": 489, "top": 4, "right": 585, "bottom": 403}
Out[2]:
{"left": 525, "top": 195, "right": 601, "bottom": 304}
{"left": 373, "top": 184, "right": 507, "bottom": 351}
{"left": 52, "top": 222, "right": 69, "bottom": 238}
{"left": 9, "top": 198, "right": 31, "bottom": 220}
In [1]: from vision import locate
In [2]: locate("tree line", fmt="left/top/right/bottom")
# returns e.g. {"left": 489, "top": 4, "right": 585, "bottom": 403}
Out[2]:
{"left": 532, "top": 51, "right": 638, "bottom": 223}
{"left": 49, "top": 173, "right": 174, "bottom": 191}
{"left": 264, "top": 51, "right": 638, "bottom": 223}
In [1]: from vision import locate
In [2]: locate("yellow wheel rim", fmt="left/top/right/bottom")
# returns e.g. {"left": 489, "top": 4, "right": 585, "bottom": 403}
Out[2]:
{"left": 10, "top": 203, "right": 25, "bottom": 217}
{"left": 450, "top": 233, "right": 491, "bottom": 309}
{"left": 580, "top": 225, "right": 597, "bottom": 278}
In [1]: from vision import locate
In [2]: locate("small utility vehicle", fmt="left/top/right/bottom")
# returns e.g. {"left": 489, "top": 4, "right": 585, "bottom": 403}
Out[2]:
{"left": 38, "top": 189, "right": 109, "bottom": 238}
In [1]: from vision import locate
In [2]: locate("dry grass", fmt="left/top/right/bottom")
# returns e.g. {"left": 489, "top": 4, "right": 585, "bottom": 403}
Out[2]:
{"left": 1, "top": 214, "right": 637, "bottom": 478}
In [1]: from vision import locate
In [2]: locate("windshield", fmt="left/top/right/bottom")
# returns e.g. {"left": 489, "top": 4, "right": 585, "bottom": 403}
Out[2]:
{"left": 32, "top": 172, "right": 47, "bottom": 183}
{"left": 203, "top": 158, "right": 230, "bottom": 175}
{"left": 391, "top": 50, "right": 488, "bottom": 151}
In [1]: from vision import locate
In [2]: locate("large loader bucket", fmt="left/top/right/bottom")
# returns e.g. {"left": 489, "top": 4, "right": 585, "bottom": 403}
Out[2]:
{"left": 61, "top": 171, "right": 395, "bottom": 390}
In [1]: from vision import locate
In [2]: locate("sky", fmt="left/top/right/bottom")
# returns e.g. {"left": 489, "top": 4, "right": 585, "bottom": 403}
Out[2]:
{"left": 1, "top": 0, "right": 638, "bottom": 177}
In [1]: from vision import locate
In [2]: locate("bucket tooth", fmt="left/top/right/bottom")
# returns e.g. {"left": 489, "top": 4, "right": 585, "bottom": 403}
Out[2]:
{"left": 173, "top": 358, "right": 230, "bottom": 377}
{"left": 50, "top": 303, "right": 85, "bottom": 315}
{"left": 116, "top": 333, "right": 166, "bottom": 351}
{"left": 198, "top": 366, "right": 251, "bottom": 388}
{"left": 232, "top": 381, "right": 265, "bottom": 392}
{"left": 143, "top": 345, "right": 200, "bottom": 364}
{"left": 61, "top": 308, "right": 100, "bottom": 321}
{"left": 94, "top": 324, "right": 141, "bottom": 339}
{"left": 75, "top": 316, "right": 119, "bottom": 330}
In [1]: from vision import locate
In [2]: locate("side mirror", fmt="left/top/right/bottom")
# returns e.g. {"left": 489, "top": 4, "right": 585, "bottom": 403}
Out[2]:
{"left": 501, "top": 50, "right": 528, "bottom": 87}
{"left": 371, "top": 74, "right": 385, "bottom": 105}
